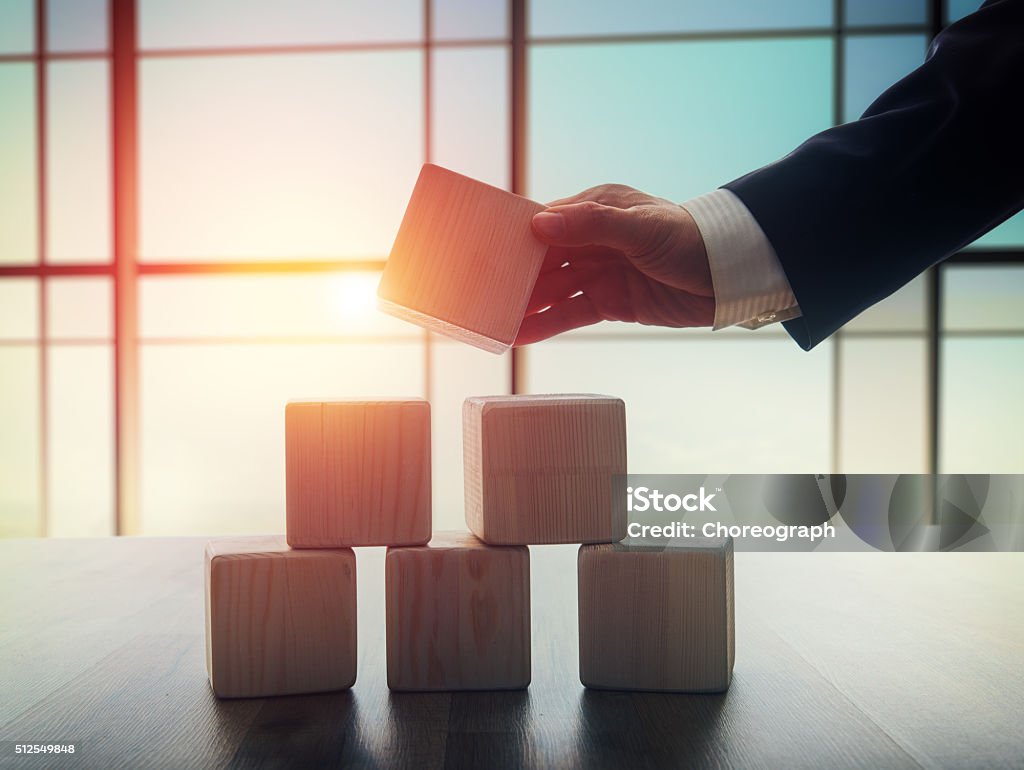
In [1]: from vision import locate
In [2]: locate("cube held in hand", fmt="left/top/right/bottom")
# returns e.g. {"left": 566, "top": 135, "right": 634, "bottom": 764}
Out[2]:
{"left": 286, "top": 398, "right": 431, "bottom": 548}
{"left": 386, "top": 531, "right": 531, "bottom": 691}
{"left": 377, "top": 164, "right": 547, "bottom": 354}
{"left": 205, "top": 536, "right": 357, "bottom": 698}
{"left": 578, "top": 537, "right": 735, "bottom": 692}
{"left": 464, "top": 394, "right": 627, "bottom": 545}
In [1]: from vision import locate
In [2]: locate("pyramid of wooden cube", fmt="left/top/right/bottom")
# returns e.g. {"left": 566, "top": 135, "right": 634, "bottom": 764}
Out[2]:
{"left": 578, "top": 537, "right": 734, "bottom": 692}
{"left": 464, "top": 394, "right": 627, "bottom": 545}
{"left": 205, "top": 536, "right": 357, "bottom": 698}
{"left": 377, "top": 163, "right": 547, "bottom": 354}
{"left": 286, "top": 398, "right": 431, "bottom": 548}
{"left": 385, "top": 531, "right": 530, "bottom": 691}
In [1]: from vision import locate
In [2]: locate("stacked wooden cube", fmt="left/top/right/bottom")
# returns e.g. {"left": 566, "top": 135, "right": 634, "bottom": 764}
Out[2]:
{"left": 203, "top": 164, "right": 734, "bottom": 698}
{"left": 205, "top": 397, "right": 431, "bottom": 698}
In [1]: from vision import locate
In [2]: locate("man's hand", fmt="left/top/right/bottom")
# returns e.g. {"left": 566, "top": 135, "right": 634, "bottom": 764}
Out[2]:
{"left": 516, "top": 184, "right": 715, "bottom": 345}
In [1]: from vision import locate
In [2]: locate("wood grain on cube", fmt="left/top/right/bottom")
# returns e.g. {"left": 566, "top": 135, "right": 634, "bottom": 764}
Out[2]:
{"left": 464, "top": 394, "right": 627, "bottom": 545}
{"left": 386, "top": 531, "right": 530, "bottom": 691}
{"left": 377, "top": 164, "right": 547, "bottom": 354}
{"left": 578, "top": 538, "right": 734, "bottom": 693}
{"left": 205, "top": 536, "right": 357, "bottom": 698}
{"left": 286, "top": 399, "right": 430, "bottom": 548}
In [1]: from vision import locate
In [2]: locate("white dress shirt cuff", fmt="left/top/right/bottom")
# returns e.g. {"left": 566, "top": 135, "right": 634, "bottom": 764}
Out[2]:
{"left": 681, "top": 188, "right": 801, "bottom": 330}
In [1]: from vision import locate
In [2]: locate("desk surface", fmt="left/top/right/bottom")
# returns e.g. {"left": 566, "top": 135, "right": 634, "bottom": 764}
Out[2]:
{"left": 0, "top": 538, "right": 1022, "bottom": 769}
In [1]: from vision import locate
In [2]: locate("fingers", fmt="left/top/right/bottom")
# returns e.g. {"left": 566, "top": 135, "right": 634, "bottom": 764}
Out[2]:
{"left": 543, "top": 183, "right": 640, "bottom": 209}
{"left": 528, "top": 252, "right": 621, "bottom": 314}
{"left": 532, "top": 201, "right": 652, "bottom": 253}
{"left": 539, "top": 244, "right": 631, "bottom": 274}
{"left": 526, "top": 266, "right": 582, "bottom": 314}
{"left": 514, "top": 294, "right": 603, "bottom": 346}
{"left": 539, "top": 246, "right": 571, "bottom": 274}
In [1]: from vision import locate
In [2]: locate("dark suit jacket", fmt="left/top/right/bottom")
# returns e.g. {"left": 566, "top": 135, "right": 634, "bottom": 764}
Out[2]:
{"left": 724, "top": 0, "right": 1024, "bottom": 350}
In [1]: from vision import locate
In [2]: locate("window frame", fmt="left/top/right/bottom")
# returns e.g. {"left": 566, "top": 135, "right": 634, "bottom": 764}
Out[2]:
{"left": 0, "top": 0, "right": 1019, "bottom": 534}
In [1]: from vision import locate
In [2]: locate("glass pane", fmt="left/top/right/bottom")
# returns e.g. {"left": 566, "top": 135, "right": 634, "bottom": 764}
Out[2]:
{"left": 430, "top": 338, "right": 510, "bottom": 530}
{"left": 845, "top": 0, "right": 927, "bottom": 26}
{"left": 0, "top": 0, "right": 34, "bottom": 54}
{"left": 0, "top": 347, "right": 40, "bottom": 537}
{"left": 969, "top": 211, "right": 1024, "bottom": 249}
{"left": 946, "top": 0, "right": 979, "bottom": 23}
{"left": 140, "top": 342, "right": 425, "bottom": 535}
{"left": 47, "top": 277, "right": 112, "bottom": 339}
{"left": 529, "top": 39, "right": 832, "bottom": 203}
{"left": 944, "top": 266, "right": 1024, "bottom": 331}
{"left": 47, "top": 0, "right": 108, "bottom": 52}
{"left": 839, "top": 339, "right": 927, "bottom": 472}
{"left": 48, "top": 345, "right": 114, "bottom": 536}
{"left": 844, "top": 273, "right": 926, "bottom": 332}
{"left": 139, "top": 0, "right": 422, "bottom": 50}
{"left": 140, "top": 273, "right": 414, "bottom": 339}
{"left": 941, "top": 338, "right": 1024, "bottom": 473}
{"left": 0, "top": 278, "right": 39, "bottom": 339}
{"left": 434, "top": 0, "right": 508, "bottom": 40}
{"left": 47, "top": 60, "right": 111, "bottom": 263}
{"left": 525, "top": 338, "right": 833, "bottom": 472}
{"left": 431, "top": 47, "right": 509, "bottom": 189}
{"left": 844, "top": 34, "right": 926, "bottom": 122}
{"left": 0, "top": 63, "right": 37, "bottom": 265}
{"left": 530, "top": 0, "right": 833, "bottom": 36}
{"left": 140, "top": 52, "right": 423, "bottom": 262}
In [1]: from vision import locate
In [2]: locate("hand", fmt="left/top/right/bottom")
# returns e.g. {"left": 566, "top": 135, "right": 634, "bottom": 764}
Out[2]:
{"left": 515, "top": 184, "right": 715, "bottom": 345}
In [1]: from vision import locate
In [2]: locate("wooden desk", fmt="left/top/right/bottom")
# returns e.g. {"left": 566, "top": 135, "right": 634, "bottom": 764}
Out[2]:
{"left": 1, "top": 538, "right": 1021, "bottom": 769}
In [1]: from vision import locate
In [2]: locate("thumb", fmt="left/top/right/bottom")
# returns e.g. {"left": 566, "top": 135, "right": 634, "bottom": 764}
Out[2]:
{"left": 531, "top": 201, "right": 650, "bottom": 254}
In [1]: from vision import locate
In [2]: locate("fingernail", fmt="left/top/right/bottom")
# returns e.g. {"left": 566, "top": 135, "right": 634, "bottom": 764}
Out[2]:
{"left": 533, "top": 212, "right": 565, "bottom": 239}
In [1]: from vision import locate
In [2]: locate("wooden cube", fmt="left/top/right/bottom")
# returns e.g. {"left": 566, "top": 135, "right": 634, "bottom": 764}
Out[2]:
{"left": 286, "top": 398, "right": 431, "bottom": 548}
{"left": 578, "top": 538, "right": 734, "bottom": 692}
{"left": 377, "top": 164, "right": 547, "bottom": 354}
{"left": 205, "top": 536, "right": 357, "bottom": 698}
{"left": 385, "top": 531, "right": 531, "bottom": 691}
{"left": 464, "top": 394, "right": 627, "bottom": 545}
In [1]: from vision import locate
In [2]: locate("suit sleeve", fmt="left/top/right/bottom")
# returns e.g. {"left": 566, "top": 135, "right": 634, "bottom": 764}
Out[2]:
{"left": 724, "top": 0, "right": 1024, "bottom": 350}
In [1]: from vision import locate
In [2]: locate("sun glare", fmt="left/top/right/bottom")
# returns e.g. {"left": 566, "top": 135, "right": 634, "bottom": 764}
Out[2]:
{"left": 329, "top": 272, "right": 380, "bottom": 326}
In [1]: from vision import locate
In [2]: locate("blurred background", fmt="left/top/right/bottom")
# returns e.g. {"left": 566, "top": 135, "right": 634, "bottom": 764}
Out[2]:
{"left": 1, "top": 0, "right": 1021, "bottom": 539}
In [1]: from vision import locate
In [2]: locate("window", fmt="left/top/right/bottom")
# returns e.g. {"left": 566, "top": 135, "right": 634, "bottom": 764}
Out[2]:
{"left": 1, "top": 0, "right": 1020, "bottom": 538}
